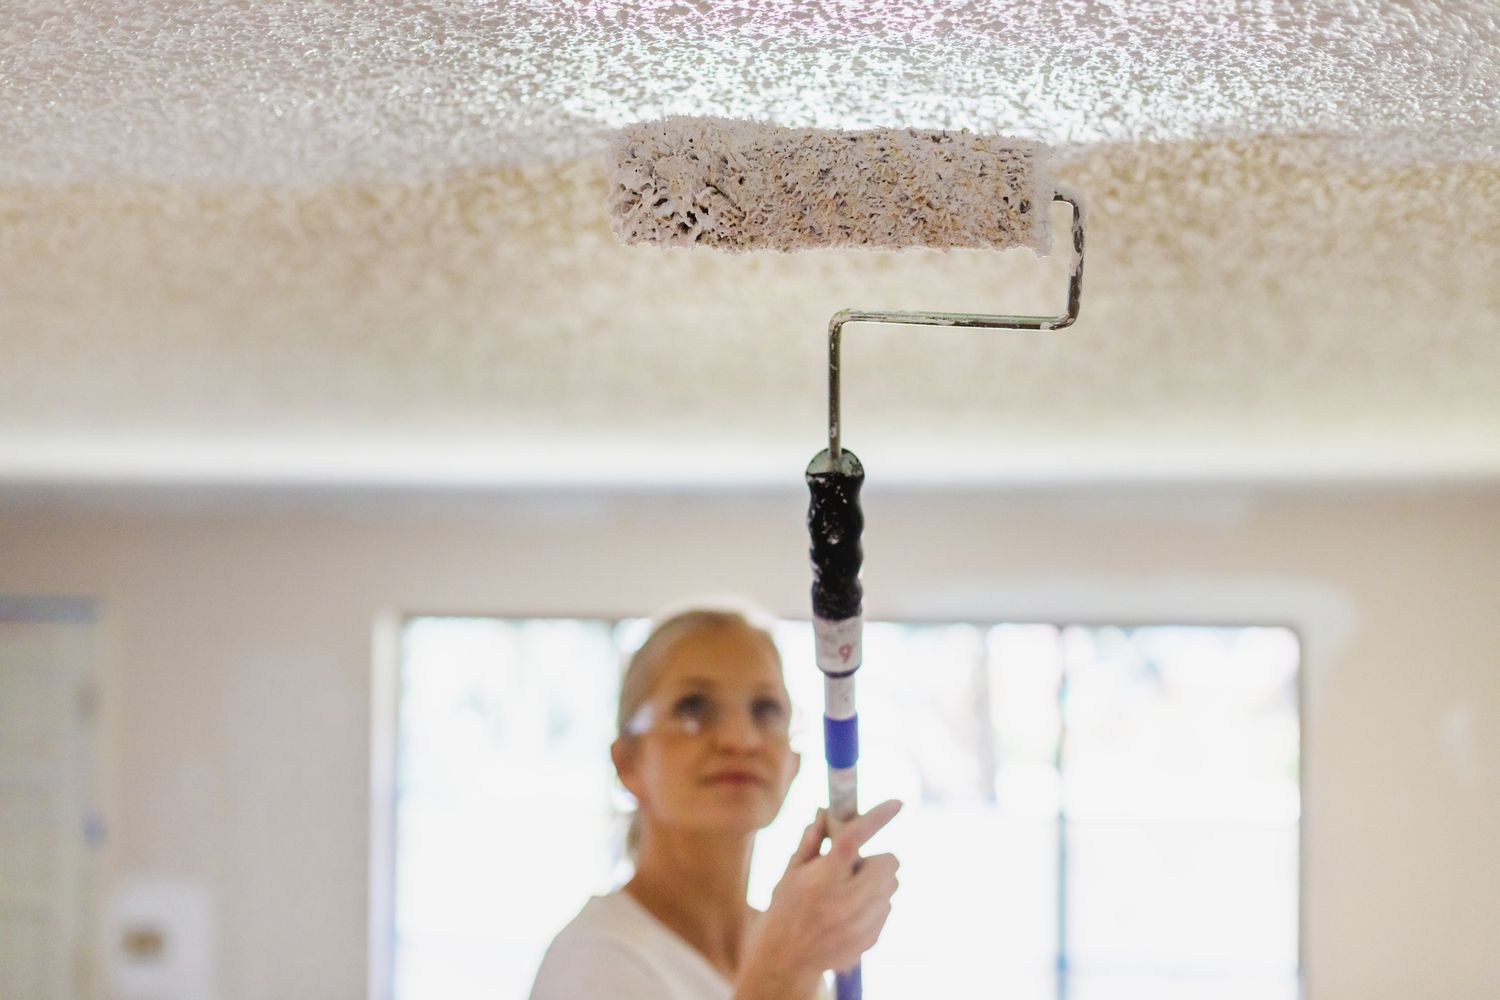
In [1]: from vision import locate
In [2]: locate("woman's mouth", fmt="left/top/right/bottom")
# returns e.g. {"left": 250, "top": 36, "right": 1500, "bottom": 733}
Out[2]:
{"left": 705, "top": 771, "right": 764, "bottom": 787}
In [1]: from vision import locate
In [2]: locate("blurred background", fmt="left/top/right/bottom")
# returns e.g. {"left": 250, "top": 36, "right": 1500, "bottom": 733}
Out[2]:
{"left": 1, "top": 2, "right": 1498, "bottom": 999}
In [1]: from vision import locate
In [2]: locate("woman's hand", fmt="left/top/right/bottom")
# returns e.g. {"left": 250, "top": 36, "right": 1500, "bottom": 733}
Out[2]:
{"left": 735, "top": 800, "right": 903, "bottom": 999}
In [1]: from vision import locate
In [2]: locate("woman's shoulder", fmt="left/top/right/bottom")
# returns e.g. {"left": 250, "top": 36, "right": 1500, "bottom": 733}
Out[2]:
{"left": 564, "top": 893, "right": 657, "bottom": 929}
{"left": 529, "top": 894, "right": 668, "bottom": 999}
{"left": 550, "top": 889, "right": 658, "bottom": 945}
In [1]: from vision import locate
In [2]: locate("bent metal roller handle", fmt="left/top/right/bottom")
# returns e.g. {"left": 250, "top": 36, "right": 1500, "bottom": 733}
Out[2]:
{"left": 801, "top": 197, "right": 1082, "bottom": 999}
{"left": 806, "top": 446, "right": 866, "bottom": 1000}
{"left": 804, "top": 189, "right": 1080, "bottom": 998}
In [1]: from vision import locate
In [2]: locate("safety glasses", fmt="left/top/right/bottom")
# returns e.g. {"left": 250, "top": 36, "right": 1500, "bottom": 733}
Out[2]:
{"left": 627, "top": 688, "right": 804, "bottom": 745}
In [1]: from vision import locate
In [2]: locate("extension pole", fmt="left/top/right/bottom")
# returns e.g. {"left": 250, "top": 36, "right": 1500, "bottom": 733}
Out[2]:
{"left": 806, "top": 447, "right": 866, "bottom": 1000}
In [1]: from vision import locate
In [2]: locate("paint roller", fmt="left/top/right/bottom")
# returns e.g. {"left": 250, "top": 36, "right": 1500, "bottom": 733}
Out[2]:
{"left": 608, "top": 115, "right": 1087, "bottom": 1000}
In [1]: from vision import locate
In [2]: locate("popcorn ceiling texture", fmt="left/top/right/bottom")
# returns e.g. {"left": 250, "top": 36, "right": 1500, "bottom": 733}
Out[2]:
{"left": 609, "top": 118, "right": 1054, "bottom": 253}
{"left": 3, "top": 0, "right": 1498, "bottom": 185}
{"left": 1, "top": 1, "right": 1499, "bottom": 483}
{"left": 3, "top": 138, "right": 1498, "bottom": 484}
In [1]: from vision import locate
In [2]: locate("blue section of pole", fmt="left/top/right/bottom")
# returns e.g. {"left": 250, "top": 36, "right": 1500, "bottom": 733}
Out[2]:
{"left": 823, "top": 714, "right": 859, "bottom": 769}
{"left": 836, "top": 965, "right": 862, "bottom": 1000}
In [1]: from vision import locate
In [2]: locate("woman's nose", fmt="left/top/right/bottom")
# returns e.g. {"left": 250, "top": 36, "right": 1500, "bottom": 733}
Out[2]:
{"left": 710, "top": 705, "right": 765, "bottom": 748}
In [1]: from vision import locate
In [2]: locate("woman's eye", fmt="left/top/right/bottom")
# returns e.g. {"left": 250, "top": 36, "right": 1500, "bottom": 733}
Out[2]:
{"left": 671, "top": 693, "right": 710, "bottom": 721}
{"left": 753, "top": 699, "right": 788, "bottom": 725}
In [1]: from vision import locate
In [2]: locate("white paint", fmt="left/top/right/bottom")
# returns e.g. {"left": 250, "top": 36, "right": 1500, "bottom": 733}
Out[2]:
{"left": 1, "top": 3, "right": 1498, "bottom": 487}
{"left": 610, "top": 118, "right": 1053, "bottom": 253}
{"left": 3, "top": 1, "right": 1496, "bottom": 185}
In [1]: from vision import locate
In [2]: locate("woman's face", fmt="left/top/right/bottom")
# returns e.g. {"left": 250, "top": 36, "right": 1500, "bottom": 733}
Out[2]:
{"left": 615, "top": 623, "right": 801, "bottom": 842}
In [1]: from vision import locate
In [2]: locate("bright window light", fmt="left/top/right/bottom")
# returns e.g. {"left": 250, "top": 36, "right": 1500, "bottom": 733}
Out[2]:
{"left": 387, "top": 617, "right": 1300, "bottom": 1000}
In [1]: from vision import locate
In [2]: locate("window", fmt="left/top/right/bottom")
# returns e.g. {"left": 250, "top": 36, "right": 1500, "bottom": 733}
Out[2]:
{"left": 380, "top": 616, "right": 1300, "bottom": 1000}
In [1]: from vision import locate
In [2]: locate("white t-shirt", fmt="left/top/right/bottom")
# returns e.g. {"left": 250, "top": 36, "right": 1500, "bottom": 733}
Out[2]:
{"left": 528, "top": 889, "right": 833, "bottom": 1000}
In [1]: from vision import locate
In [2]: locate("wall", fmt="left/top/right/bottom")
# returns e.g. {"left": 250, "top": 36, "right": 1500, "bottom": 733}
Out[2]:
{"left": 1, "top": 484, "right": 1497, "bottom": 1000}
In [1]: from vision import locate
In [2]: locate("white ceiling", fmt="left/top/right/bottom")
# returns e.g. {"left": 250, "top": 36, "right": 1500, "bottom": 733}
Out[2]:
{"left": 2, "top": 1, "right": 1498, "bottom": 487}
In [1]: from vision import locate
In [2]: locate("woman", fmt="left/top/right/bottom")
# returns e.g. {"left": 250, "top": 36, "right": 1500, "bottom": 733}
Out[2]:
{"left": 529, "top": 605, "right": 903, "bottom": 1000}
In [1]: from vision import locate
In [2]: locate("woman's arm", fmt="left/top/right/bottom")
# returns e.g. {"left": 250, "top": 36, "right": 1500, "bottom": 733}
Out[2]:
{"left": 733, "top": 962, "right": 827, "bottom": 1000}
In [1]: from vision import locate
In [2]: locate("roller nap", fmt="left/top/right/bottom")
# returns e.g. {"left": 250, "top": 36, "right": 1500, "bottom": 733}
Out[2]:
{"left": 609, "top": 116, "right": 1054, "bottom": 255}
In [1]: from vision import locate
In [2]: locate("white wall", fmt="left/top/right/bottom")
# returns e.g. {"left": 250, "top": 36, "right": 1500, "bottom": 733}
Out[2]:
{"left": 2, "top": 484, "right": 1497, "bottom": 1000}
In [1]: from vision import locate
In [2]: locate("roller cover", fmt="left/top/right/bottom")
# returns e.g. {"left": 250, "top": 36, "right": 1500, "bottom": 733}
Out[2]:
{"left": 609, "top": 116, "right": 1053, "bottom": 254}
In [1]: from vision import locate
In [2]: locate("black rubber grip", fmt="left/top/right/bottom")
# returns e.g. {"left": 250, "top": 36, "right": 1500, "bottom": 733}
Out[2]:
{"left": 806, "top": 448, "right": 865, "bottom": 622}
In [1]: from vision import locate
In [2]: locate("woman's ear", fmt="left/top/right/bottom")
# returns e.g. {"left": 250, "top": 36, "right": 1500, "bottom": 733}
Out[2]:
{"left": 611, "top": 737, "right": 643, "bottom": 800}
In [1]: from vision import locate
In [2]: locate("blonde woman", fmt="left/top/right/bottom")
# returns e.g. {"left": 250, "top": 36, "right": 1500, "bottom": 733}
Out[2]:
{"left": 529, "top": 606, "right": 902, "bottom": 1000}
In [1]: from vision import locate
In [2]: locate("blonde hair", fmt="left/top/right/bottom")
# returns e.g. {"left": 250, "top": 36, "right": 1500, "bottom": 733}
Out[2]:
{"left": 616, "top": 602, "right": 783, "bottom": 859}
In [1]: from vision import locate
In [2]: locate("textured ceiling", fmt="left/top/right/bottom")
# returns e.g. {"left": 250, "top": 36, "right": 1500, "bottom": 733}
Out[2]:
{"left": 2, "top": 1, "right": 1499, "bottom": 486}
